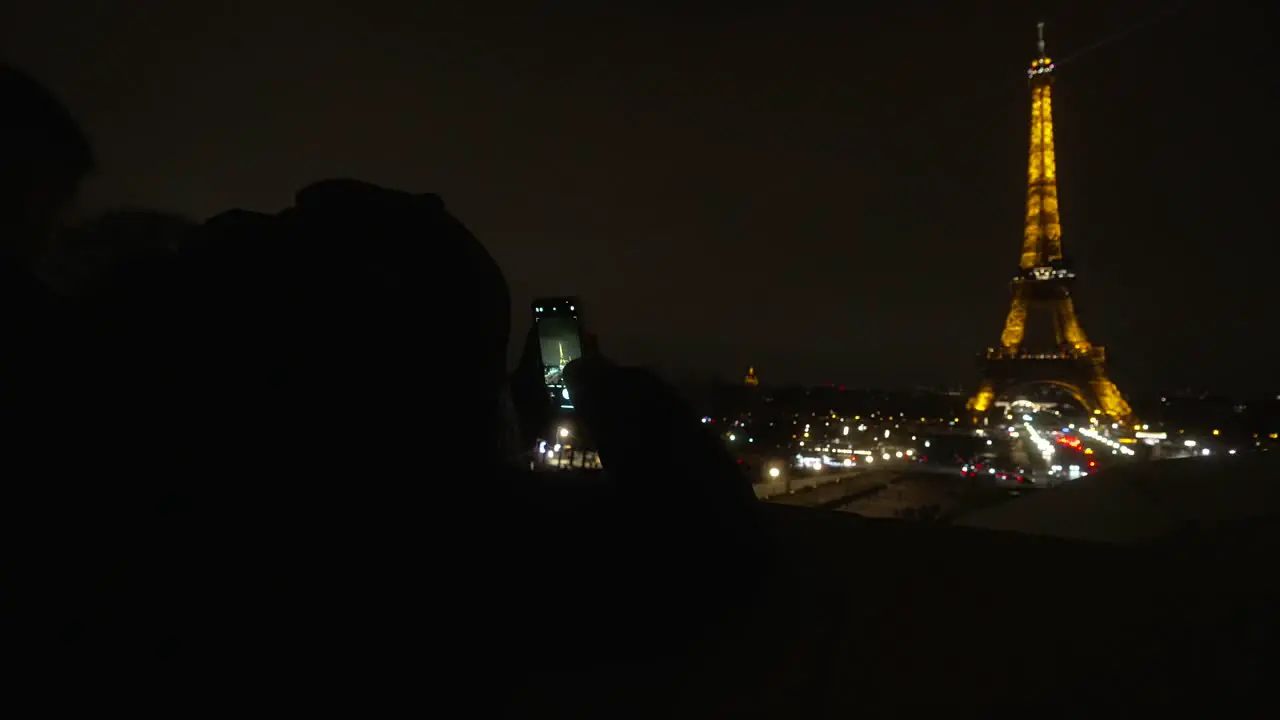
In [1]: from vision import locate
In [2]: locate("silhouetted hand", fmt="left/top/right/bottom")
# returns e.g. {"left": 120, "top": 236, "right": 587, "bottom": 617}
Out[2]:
{"left": 509, "top": 324, "right": 602, "bottom": 452}
{"left": 563, "top": 352, "right": 760, "bottom": 509}
{"left": 558, "top": 348, "right": 771, "bottom": 668}
{"left": 509, "top": 324, "right": 555, "bottom": 452}
{"left": 511, "top": 326, "right": 760, "bottom": 516}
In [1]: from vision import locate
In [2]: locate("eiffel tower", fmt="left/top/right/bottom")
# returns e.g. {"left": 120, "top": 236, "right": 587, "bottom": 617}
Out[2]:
{"left": 967, "top": 23, "right": 1135, "bottom": 426}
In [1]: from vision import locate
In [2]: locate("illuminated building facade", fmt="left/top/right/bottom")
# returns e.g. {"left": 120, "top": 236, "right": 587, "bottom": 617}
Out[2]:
{"left": 967, "top": 24, "right": 1135, "bottom": 425}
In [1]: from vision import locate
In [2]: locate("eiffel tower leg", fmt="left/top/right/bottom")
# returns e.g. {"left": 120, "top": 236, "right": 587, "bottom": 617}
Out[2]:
{"left": 1000, "top": 285, "right": 1030, "bottom": 351}
{"left": 967, "top": 379, "right": 996, "bottom": 414}
{"left": 1088, "top": 371, "right": 1135, "bottom": 426}
{"left": 1053, "top": 293, "right": 1091, "bottom": 354}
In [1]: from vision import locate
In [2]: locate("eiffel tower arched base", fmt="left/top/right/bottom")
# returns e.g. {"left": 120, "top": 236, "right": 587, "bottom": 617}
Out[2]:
{"left": 966, "top": 350, "right": 1135, "bottom": 427}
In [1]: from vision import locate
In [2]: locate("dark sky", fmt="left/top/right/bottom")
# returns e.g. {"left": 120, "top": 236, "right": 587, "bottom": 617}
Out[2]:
{"left": 5, "top": 1, "right": 1275, "bottom": 392}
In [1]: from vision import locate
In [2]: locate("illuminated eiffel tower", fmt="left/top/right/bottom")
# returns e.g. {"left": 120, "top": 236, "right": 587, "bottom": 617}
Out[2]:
{"left": 967, "top": 23, "right": 1135, "bottom": 426}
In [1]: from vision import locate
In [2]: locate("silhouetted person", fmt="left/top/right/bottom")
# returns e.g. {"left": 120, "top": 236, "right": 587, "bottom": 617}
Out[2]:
{"left": 42, "top": 208, "right": 192, "bottom": 296}
{"left": 0, "top": 65, "right": 96, "bottom": 474}
{"left": 2, "top": 68, "right": 189, "bottom": 480}
{"left": 192, "top": 182, "right": 765, "bottom": 711}
{"left": 5, "top": 173, "right": 771, "bottom": 713}
{"left": 0, "top": 66, "right": 93, "bottom": 261}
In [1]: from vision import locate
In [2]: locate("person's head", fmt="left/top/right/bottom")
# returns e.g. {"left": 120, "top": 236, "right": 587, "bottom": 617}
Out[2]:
{"left": 284, "top": 180, "right": 521, "bottom": 464}
{"left": 0, "top": 64, "right": 95, "bottom": 262}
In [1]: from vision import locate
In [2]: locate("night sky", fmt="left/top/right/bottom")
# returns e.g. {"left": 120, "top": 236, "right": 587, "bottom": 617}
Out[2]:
{"left": 5, "top": 1, "right": 1274, "bottom": 392}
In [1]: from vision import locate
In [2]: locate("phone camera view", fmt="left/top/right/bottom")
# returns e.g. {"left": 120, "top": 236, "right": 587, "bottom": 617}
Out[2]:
{"left": 534, "top": 300, "right": 583, "bottom": 409}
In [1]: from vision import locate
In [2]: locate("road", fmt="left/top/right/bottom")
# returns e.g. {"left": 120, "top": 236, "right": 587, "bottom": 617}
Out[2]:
{"left": 1022, "top": 423, "right": 1134, "bottom": 481}
{"left": 833, "top": 466, "right": 1026, "bottom": 521}
{"left": 768, "top": 469, "right": 900, "bottom": 508}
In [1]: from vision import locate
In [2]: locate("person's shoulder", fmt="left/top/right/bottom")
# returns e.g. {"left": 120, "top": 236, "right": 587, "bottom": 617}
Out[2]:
{"left": 294, "top": 178, "right": 444, "bottom": 211}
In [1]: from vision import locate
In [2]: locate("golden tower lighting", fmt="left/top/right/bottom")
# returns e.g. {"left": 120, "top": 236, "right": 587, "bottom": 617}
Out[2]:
{"left": 967, "top": 23, "right": 1136, "bottom": 425}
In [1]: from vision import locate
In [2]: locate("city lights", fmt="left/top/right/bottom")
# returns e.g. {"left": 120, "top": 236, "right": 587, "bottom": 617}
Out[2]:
{"left": 1078, "top": 427, "right": 1135, "bottom": 456}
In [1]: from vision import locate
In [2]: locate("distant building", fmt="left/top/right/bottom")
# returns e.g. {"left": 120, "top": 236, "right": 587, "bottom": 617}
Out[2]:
{"left": 744, "top": 366, "right": 759, "bottom": 388}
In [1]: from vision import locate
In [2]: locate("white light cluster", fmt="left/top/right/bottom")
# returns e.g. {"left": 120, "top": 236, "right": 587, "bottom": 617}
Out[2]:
{"left": 794, "top": 454, "right": 858, "bottom": 470}
{"left": 795, "top": 455, "right": 823, "bottom": 470}
{"left": 1027, "top": 265, "right": 1072, "bottom": 281}
{"left": 1023, "top": 423, "right": 1055, "bottom": 463}
{"left": 1078, "top": 427, "right": 1135, "bottom": 456}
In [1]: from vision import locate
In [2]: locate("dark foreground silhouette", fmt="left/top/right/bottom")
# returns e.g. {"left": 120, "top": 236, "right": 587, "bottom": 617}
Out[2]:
{"left": 3, "top": 167, "right": 772, "bottom": 710}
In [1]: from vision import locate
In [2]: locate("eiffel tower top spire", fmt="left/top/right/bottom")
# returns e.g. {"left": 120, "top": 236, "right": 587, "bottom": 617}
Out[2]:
{"left": 1021, "top": 22, "right": 1062, "bottom": 272}
{"left": 1036, "top": 21, "right": 1047, "bottom": 58}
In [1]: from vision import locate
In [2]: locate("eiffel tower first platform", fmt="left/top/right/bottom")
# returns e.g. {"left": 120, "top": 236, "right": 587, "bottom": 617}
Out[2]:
{"left": 967, "top": 23, "right": 1135, "bottom": 426}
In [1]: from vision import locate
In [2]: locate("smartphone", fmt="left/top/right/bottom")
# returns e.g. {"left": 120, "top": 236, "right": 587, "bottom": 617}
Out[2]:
{"left": 532, "top": 297, "right": 584, "bottom": 410}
